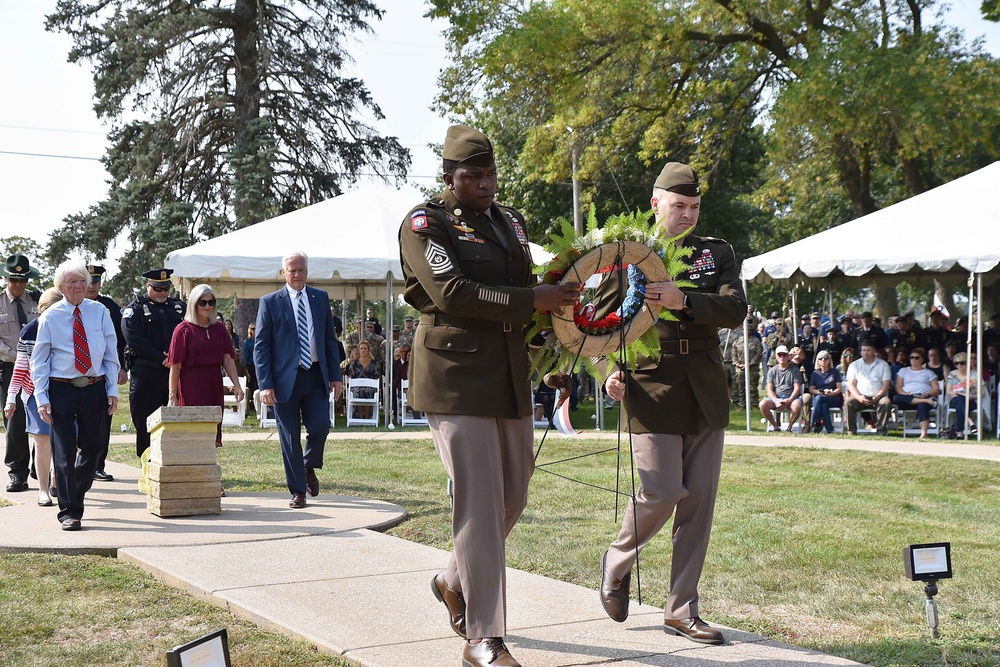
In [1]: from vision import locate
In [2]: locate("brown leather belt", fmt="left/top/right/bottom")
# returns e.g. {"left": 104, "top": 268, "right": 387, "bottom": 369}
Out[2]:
{"left": 660, "top": 339, "right": 713, "bottom": 355}
{"left": 420, "top": 313, "right": 514, "bottom": 333}
{"left": 51, "top": 375, "right": 105, "bottom": 387}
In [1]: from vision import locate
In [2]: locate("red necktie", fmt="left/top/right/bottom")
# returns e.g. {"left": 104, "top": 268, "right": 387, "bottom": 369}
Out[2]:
{"left": 73, "top": 307, "right": 92, "bottom": 374}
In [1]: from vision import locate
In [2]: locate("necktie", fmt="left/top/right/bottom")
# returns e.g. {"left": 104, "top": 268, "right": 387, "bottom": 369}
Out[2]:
{"left": 296, "top": 293, "right": 312, "bottom": 370}
{"left": 73, "top": 307, "right": 92, "bottom": 374}
{"left": 14, "top": 298, "right": 27, "bottom": 327}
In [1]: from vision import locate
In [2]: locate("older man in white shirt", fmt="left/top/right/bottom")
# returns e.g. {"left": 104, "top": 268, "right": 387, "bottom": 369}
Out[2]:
{"left": 845, "top": 341, "right": 892, "bottom": 436}
{"left": 31, "top": 260, "right": 120, "bottom": 531}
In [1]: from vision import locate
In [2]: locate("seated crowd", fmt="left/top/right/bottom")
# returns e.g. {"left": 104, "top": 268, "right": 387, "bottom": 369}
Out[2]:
{"left": 741, "top": 308, "right": 1000, "bottom": 438}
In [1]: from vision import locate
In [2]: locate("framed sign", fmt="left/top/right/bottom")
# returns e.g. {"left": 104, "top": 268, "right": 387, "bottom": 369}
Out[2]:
{"left": 166, "top": 628, "right": 231, "bottom": 667}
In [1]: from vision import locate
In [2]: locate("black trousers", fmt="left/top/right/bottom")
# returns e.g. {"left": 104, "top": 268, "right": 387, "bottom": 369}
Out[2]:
{"left": 1, "top": 361, "right": 30, "bottom": 480}
{"left": 129, "top": 365, "right": 169, "bottom": 457}
{"left": 49, "top": 381, "right": 107, "bottom": 522}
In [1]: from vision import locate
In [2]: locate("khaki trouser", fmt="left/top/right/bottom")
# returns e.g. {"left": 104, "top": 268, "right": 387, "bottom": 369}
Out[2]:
{"left": 428, "top": 413, "right": 534, "bottom": 639}
{"left": 845, "top": 395, "right": 892, "bottom": 434}
{"left": 605, "top": 425, "right": 725, "bottom": 620}
{"left": 733, "top": 370, "right": 760, "bottom": 408}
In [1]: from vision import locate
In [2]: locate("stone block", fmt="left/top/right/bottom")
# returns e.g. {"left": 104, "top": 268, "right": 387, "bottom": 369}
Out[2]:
{"left": 147, "top": 405, "right": 222, "bottom": 432}
{"left": 148, "top": 480, "right": 222, "bottom": 500}
{"left": 148, "top": 463, "right": 221, "bottom": 484}
{"left": 147, "top": 495, "right": 222, "bottom": 517}
{"left": 149, "top": 430, "right": 218, "bottom": 466}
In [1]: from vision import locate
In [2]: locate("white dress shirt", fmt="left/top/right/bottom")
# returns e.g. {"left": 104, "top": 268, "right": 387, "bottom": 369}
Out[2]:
{"left": 30, "top": 298, "right": 120, "bottom": 406}
{"left": 284, "top": 283, "right": 317, "bottom": 364}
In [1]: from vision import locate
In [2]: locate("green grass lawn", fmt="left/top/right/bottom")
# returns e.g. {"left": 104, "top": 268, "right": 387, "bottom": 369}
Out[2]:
{"left": 3, "top": 395, "right": 999, "bottom": 666}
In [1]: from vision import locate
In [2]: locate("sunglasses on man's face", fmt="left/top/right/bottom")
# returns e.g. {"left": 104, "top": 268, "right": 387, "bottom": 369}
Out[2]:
{"left": 7, "top": 278, "right": 27, "bottom": 284}
{"left": 150, "top": 285, "right": 170, "bottom": 293}
{"left": 198, "top": 299, "right": 216, "bottom": 307}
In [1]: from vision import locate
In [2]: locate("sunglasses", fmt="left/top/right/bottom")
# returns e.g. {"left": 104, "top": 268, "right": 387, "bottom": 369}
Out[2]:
{"left": 198, "top": 298, "right": 216, "bottom": 307}
{"left": 150, "top": 285, "right": 170, "bottom": 293}
{"left": 956, "top": 361, "right": 967, "bottom": 365}
{"left": 910, "top": 355, "right": 922, "bottom": 360}
{"left": 7, "top": 278, "right": 27, "bottom": 284}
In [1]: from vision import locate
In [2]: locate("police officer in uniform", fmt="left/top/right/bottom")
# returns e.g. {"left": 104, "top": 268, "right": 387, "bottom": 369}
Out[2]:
{"left": 122, "top": 269, "right": 185, "bottom": 457}
{"left": 85, "top": 265, "right": 127, "bottom": 481}
{"left": 1, "top": 255, "right": 41, "bottom": 492}
{"left": 399, "top": 125, "right": 578, "bottom": 667}
{"left": 599, "top": 162, "right": 746, "bottom": 645}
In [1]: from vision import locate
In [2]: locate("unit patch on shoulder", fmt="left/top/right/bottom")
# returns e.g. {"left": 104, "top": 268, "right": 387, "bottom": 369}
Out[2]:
{"left": 424, "top": 239, "right": 453, "bottom": 275}
{"left": 122, "top": 307, "right": 134, "bottom": 319}
{"left": 411, "top": 209, "right": 429, "bottom": 231}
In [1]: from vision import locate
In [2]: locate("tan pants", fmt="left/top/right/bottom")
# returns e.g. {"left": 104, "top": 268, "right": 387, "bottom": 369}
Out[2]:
{"left": 605, "top": 426, "right": 725, "bottom": 620}
{"left": 428, "top": 413, "right": 534, "bottom": 639}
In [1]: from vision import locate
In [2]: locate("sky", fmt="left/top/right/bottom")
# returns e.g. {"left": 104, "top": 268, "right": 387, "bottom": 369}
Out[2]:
{"left": 1, "top": 0, "right": 998, "bottom": 276}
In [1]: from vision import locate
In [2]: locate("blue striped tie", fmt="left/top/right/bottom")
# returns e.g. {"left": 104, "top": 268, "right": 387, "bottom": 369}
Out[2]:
{"left": 296, "top": 293, "right": 312, "bottom": 370}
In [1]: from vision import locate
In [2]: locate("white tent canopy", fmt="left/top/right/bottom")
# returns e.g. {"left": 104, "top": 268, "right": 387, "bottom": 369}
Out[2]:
{"left": 166, "top": 184, "right": 553, "bottom": 299}
{"left": 740, "top": 161, "right": 1000, "bottom": 289}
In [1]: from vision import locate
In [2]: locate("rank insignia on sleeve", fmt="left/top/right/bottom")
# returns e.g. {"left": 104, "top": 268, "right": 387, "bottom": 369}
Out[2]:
{"left": 424, "top": 239, "right": 454, "bottom": 275}
{"left": 411, "top": 209, "right": 429, "bottom": 231}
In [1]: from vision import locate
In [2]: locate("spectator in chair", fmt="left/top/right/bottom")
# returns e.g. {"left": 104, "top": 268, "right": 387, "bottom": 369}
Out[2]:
{"left": 808, "top": 350, "right": 843, "bottom": 433}
{"left": 925, "top": 347, "right": 949, "bottom": 383}
{"left": 944, "top": 352, "right": 984, "bottom": 437}
{"left": 892, "top": 347, "right": 939, "bottom": 439}
{"left": 838, "top": 346, "right": 857, "bottom": 377}
{"left": 345, "top": 341, "right": 380, "bottom": 419}
{"left": 845, "top": 341, "right": 892, "bottom": 436}
{"left": 760, "top": 345, "right": 803, "bottom": 432}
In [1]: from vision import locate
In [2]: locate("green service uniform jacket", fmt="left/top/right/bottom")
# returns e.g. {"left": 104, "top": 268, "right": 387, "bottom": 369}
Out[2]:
{"left": 399, "top": 189, "right": 535, "bottom": 418}
{"left": 598, "top": 235, "right": 746, "bottom": 435}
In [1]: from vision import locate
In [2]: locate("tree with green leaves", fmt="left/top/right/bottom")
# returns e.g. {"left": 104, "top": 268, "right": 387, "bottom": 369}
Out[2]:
{"left": 429, "top": 0, "right": 1000, "bottom": 316}
{"left": 46, "top": 0, "right": 411, "bottom": 309}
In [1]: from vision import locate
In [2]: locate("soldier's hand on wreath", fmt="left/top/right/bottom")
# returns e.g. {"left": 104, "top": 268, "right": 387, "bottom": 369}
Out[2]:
{"left": 534, "top": 282, "right": 581, "bottom": 311}
{"left": 643, "top": 281, "right": 686, "bottom": 310}
{"left": 605, "top": 371, "right": 626, "bottom": 402}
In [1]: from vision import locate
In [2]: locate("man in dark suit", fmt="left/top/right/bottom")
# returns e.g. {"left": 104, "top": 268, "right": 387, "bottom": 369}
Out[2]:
{"left": 254, "top": 251, "right": 342, "bottom": 509}
{"left": 600, "top": 162, "right": 746, "bottom": 645}
{"left": 85, "top": 264, "right": 126, "bottom": 482}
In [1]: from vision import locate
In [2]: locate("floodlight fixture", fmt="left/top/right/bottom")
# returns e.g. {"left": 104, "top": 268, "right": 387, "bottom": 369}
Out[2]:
{"left": 166, "top": 628, "right": 231, "bottom": 667}
{"left": 904, "top": 542, "right": 952, "bottom": 638}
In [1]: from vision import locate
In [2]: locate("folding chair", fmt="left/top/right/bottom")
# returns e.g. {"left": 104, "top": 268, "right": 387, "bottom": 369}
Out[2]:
{"left": 346, "top": 378, "right": 380, "bottom": 427}
{"left": 399, "top": 379, "right": 427, "bottom": 426}
{"left": 222, "top": 376, "right": 247, "bottom": 427}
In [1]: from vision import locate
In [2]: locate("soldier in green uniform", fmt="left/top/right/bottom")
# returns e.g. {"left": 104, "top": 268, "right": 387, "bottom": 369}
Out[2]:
{"left": 399, "top": 125, "right": 579, "bottom": 667}
{"left": 733, "top": 316, "right": 763, "bottom": 408}
{"left": 599, "top": 162, "right": 746, "bottom": 646}
{"left": 122, "top": 269, "right": 185, "bottom": 457}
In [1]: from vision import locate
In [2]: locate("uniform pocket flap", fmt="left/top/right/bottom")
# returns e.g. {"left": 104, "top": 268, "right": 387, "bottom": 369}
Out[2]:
{"left": 422, "top": 326, "right": 479, "bottom": 353}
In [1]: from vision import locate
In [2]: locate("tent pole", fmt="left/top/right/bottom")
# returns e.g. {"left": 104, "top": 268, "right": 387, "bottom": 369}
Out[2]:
{"left": 965, "top": 273, "right": 974, "bottom": 441}
{"left": 386, "top": 272, "right": 393, "bottom": 429}
{"left": 976, "top": 273, "right": 983, "bottom": 441}
{"left": 791, "top": 287, "right": 798, "bottom": 344}
{"left": 743, "top": 279, "right": 751, "bottom": 431}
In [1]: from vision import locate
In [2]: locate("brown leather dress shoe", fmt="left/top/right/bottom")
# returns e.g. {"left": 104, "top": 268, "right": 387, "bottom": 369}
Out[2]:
{"left": 289, "top": 492, "right": 306, "bottom": 509}
{"left": 599, "top": 550, "right": 630, "bottom": 622}
{"left": 462, "top": 637, "right": 520, "bottom": 667}
{"left": 663, "top": 617, "right": 724, "bottom": 645}
{"left": 431, "top": 571, "right": 467, "bottom": 638}
{"left": 305, "top": 467, "right": 319, "bottom": 497}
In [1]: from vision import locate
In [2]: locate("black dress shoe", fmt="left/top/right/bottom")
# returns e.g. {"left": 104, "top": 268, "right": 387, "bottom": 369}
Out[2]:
{"left": 60, "top": 518, "right": 82, "bottom": 532}
{"left": 6, "top": 475, "right": 28, "bottom": 492}
{"left": 663, "top": 617, "right": 724, "bottom": 645}
{"left": 431, "top": 571, "right": 467, "bottom": 638}
{"left": 599, "top": 549, "right": 630, "bottom": 622}
{"left": 93, "top": 470, "right": 114, "bottom": 482}
{"left": 462, "top": 637, "right": 520, "bottom": 667}
{"left": 289, "top": 492, "right": 306, "bottom": 509}
{"left": 305, "top": 467, "right": 319, "bottom": 497}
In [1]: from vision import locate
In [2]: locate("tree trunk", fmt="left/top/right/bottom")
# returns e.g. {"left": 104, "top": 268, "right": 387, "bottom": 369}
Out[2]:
{"left": 934, "top": 280, "right": 956, "bottom": 317}
{"left": 874, "top": 283, "right": 899, "bottom": 322}
{"left": 234, "top": 297, "right": 260, "bottom": 355}
{"left": 232, "top": 0, "right": 262, "bottom": 229}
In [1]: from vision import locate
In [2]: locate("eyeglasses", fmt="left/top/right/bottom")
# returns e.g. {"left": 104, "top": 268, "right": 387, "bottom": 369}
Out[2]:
{"left": 150, "top": 285, "right": 170, "bottom": 293}
{"left": 197, "top": 298, "right": 216, "bottom": 307}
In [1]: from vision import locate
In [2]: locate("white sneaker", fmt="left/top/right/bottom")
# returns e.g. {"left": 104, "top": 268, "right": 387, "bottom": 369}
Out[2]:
{"left": 37, "top": 490, "right": 53, "bottom": 507}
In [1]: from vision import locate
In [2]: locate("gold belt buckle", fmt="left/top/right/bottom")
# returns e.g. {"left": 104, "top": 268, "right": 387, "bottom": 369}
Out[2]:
{"left": 71, "top": 376, "right": 91, "bottom": 388}
{"left": 503, "top": 322, "right": 512, "bottom": 333}
{"left": 679, "top": 339, "right": 690, "bottom": 355}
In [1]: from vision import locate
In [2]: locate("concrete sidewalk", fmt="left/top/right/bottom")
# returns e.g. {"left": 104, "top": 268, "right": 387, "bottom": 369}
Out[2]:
{"left": 9, "top": 432, "right": 962, "bottom": 666}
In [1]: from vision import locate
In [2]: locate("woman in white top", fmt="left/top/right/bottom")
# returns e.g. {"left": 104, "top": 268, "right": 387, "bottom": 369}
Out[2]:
{"left": 892, "top": 347, "right": 939, "bottom": 438}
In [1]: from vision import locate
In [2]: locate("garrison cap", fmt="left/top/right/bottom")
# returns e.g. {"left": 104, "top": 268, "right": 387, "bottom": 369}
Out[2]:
{"left": 404, "top": 315, "right": 414, "bottom": 322}
{"left": 86, "top": 264, "right": 106, "bottom": 283}
{"left": 142, "top": 268, "right": 173, "bottom": 286}
{"left": 1, "top": 254, "right": 40, "bottom": 280}
{"left": 654, "top": 162, "right": 700, "bottom": 197}
{"left": 443, "top": 125, "right": 495, "bottom": 167}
